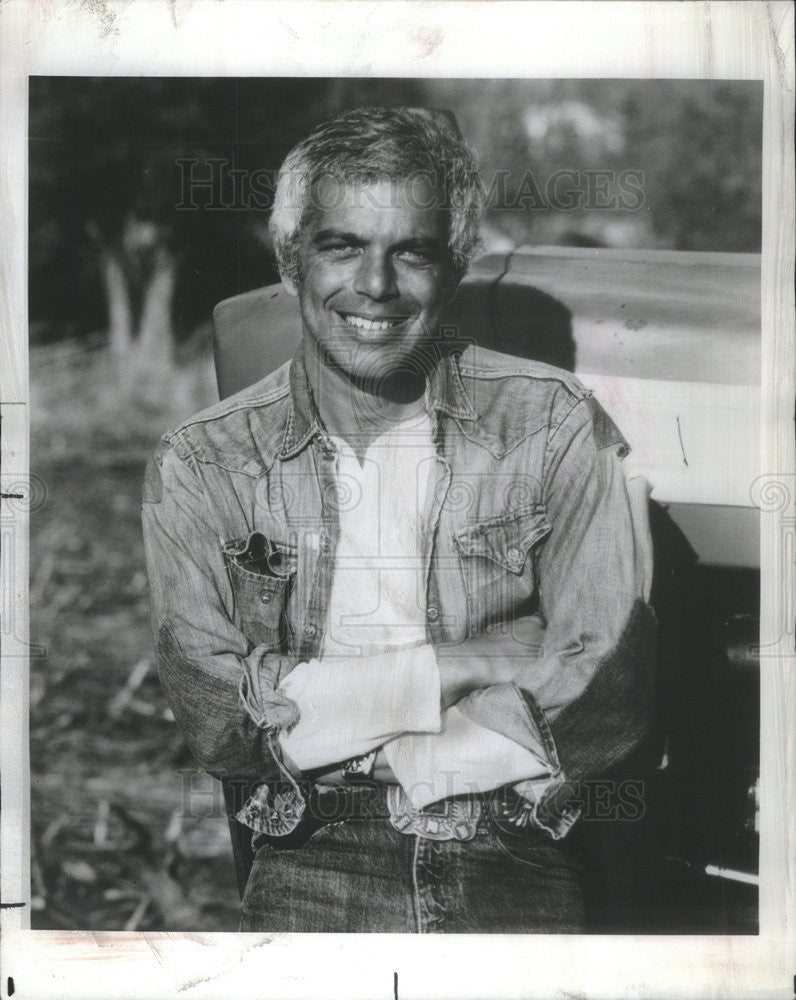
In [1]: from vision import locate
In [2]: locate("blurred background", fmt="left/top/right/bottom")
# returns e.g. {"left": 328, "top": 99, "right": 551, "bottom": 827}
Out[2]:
{"left": 27, "top": 77, "right": 762, "bottom": 930}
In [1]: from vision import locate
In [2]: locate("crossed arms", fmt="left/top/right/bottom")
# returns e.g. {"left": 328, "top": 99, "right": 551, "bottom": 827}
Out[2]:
{"left": 142, "top": 395, "right": 656, "bottom": 831}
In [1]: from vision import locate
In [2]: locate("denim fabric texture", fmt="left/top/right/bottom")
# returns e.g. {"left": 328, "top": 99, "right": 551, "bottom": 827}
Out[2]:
{"left": 142, "top": 345, "right": 656, "bottom": 848}
{"left": 239, "top": 783, "right": 584, "bottom": 933}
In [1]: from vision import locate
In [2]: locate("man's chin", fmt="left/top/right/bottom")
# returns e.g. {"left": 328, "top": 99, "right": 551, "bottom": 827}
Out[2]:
{"left": 315, "top": 341, "right": 436, "bottom": 397}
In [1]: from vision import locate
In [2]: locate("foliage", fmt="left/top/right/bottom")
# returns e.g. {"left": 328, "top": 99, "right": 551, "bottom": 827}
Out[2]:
{"left": 29, "top": 77, "right": 327, "bottom": 351}
{"left": 30, "top": 78, "right": 762, "bottom": 351}
{"left": 29, "top": 345, "right": 230, "bottom": 930}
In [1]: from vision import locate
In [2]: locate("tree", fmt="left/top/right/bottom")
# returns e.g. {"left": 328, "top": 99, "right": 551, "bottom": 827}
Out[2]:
{"left": 30, "top": 77, "right": 344, "bottom": 360}
{"left": 29, "top": 78, "right": 762, "bottom": 362}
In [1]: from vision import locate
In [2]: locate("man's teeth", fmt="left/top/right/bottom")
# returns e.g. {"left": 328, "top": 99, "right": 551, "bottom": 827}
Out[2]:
{"left": 342, "top": 314, "right": 401, "bottom": 331}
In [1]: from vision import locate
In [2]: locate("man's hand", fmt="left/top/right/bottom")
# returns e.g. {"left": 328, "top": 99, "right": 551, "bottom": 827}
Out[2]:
{"left": 435, "top": 617, "right": 545, "bottom": 709}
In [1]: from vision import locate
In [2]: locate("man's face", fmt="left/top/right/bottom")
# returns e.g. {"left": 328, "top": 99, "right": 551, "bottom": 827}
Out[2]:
{"left": 283, "top": 175, "right": 455, "bottom": 389}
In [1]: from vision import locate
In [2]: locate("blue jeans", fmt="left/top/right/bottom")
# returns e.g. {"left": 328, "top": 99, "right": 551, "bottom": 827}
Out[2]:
{"left": 239, "top": 786, "right": 584, "bottom": 933}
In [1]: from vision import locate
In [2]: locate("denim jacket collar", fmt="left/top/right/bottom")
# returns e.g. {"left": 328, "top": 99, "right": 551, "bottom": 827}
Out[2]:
{"left": 426, "top": 349, "right": 478, "bottom": 423}
{"left": 279, "top": 346, "right": 329, "bottom": 460}
{"left": 279, "top": 344, "right": 478, "bottom": 462}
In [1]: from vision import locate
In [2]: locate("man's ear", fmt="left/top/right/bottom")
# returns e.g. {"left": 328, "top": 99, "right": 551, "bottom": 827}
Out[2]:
{"left": 281, "top": 273, "right": 299, "bottom": 298}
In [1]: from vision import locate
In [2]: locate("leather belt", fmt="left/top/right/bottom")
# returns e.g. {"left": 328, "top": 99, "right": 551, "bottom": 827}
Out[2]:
{"left": 248, "top": 780, "right": 494, "bottom": 850}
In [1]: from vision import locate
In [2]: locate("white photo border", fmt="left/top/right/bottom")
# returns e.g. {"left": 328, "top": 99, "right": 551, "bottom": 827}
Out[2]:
{"left": 1, "top": 2, "right": 794, "bottom": 998}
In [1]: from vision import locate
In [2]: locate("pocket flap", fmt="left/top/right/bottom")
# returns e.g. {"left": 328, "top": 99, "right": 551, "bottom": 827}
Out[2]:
{"left": 453, "top": 505, "right": 551, "bottom": 574}
{"left": 222, "top": 531, "right": 296, "bottom": 579}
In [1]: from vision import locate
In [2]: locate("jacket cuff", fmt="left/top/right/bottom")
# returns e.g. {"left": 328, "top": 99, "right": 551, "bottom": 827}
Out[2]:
{"left": 509, "top": 684, "right": 582, "bottom": 839}
{"left": 510, "top": 773, "right": 583, "bottom": 840}
{"left": 238, "top": 645, "right": 301, "bottom": 733}
{"left": 456, "top": 680, "right": 580, "bottom": 838}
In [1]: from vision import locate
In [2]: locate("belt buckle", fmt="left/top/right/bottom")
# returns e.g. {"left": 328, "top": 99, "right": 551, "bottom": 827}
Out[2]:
{"left": 386, "top": 786, "right": 480, "bottom": 842}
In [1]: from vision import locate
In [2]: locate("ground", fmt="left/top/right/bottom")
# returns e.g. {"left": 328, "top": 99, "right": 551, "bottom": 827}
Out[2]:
{"left": 28, "top": 343, "right": 241, "bottom": 931}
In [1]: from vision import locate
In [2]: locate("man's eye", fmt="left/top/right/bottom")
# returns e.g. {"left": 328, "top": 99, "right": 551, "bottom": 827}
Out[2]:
{"left": 322, "top": 243, "right": 360, "bottom": 258}
{"left": 396, "top": 249, "right": 436, "bottom": 265}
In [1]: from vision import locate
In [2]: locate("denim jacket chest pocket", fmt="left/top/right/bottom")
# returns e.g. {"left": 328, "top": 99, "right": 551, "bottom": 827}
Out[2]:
{"left": 452, "top": 504, "right": 552, "bottom": 637}
{"left": 222, "top": 531, "right": 297, "bottom": 651}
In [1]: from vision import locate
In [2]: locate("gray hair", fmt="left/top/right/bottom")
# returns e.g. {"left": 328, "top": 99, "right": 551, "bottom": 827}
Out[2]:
{"left": 269, "top": 106, "right": 484, "bottom": 284}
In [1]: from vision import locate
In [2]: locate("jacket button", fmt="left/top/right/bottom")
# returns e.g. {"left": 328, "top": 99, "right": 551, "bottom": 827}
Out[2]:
{"left": 426, "top": 606, "right": 439, "bottom": 622}
{"left": 320, "top": 535, "right": 331, "bottom": 552}
{"left": 506, "top": 546, "right": 522, "bottom": 565}
{"left": 259, "top": 590, "right": 273, "bottom": 605}
{"left": 303, "top": 624, "right": 317, "bottom": 638}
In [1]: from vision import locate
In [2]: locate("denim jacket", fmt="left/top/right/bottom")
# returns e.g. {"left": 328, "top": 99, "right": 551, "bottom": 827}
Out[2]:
{"left": 142, "top": 345, "right": 656, "bottom": 839}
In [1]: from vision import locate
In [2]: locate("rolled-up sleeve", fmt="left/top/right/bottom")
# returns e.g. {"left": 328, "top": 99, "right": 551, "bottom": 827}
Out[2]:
{"left": 141, "top": 438, "right": 297, "bottom": 783}
{"left": 457, "top": 394, "right": 657, "bottom": 836}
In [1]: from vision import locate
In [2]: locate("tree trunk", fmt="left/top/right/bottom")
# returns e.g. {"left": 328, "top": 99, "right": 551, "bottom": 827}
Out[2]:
{"left": 136, "top": 247, "right": 176, "bottom": 369}
{"left": 100, "top": 249, "right": 134, "bottom": 355}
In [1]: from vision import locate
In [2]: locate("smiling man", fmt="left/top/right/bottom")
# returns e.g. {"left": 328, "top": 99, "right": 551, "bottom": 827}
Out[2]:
{"left": 281, "top": 170, "right": 454, "bottom": 458}
{"left": 142, "top": 107, "right": 656, "bottom": 933}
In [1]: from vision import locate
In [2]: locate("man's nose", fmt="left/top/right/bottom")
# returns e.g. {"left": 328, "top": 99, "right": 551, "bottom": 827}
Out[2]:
{"left": 353, "top": 251, "right": 398, "bottom": 301}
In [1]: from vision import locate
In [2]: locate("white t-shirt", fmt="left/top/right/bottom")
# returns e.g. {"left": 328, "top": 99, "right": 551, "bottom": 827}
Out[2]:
{"left": 323, "top": 409, "right": 436, "bottom": 655}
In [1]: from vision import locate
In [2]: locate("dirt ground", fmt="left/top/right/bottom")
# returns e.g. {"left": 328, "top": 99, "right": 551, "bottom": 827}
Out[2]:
{"left": 28, "top": 344, "right": 242, "bottom": 931}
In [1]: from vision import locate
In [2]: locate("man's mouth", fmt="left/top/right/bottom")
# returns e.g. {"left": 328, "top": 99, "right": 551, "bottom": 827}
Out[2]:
{"left": 336, "top": 311, "right": 409, "bottom": 332}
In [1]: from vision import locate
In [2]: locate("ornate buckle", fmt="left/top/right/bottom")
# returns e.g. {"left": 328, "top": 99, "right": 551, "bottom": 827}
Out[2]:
{"left": 236, "top": 781, "right": 306, "bottom": 836}
{"left": 235, "top": 732, "right": 306, "bottom": 837}
{"left": 386, "top": 785, "right": 480, "bottom": 842}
